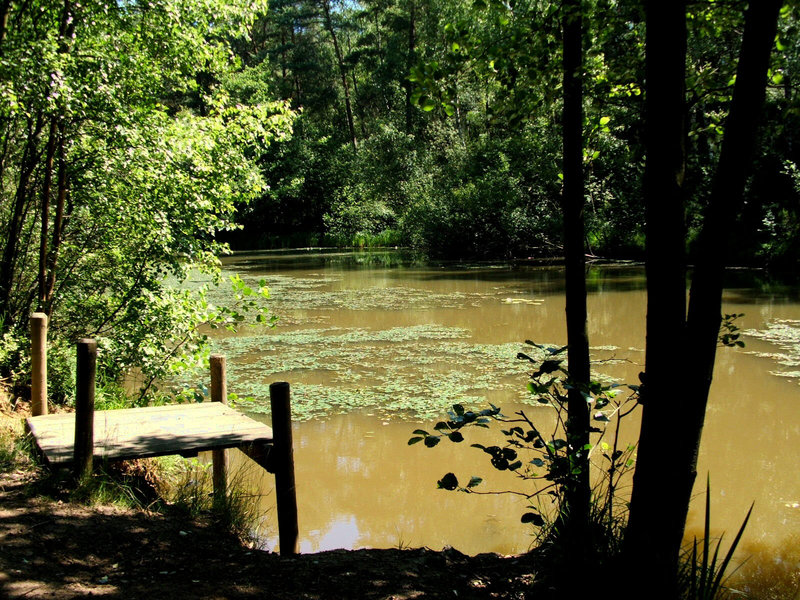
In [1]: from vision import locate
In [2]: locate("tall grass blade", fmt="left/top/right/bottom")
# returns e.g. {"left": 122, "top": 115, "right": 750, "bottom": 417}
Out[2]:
{"left": 709, "top": 502, "right": 753, "bottom": 595}
{"left": 701, "top": 475, "right": 711, "bottom": 595}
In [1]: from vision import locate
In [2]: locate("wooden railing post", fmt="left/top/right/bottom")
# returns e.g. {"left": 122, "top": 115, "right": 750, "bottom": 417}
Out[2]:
{"left": 74, "top": 338, "right": 96, "bottom": 479}
{"left": 30, "top": 312, "right": 48, "bottom": 416}
{"left": 210, "top": 354, "right": 228, "bottom": 504}
{"left": 270, "top": 381, "right": 299, "bottom": 555}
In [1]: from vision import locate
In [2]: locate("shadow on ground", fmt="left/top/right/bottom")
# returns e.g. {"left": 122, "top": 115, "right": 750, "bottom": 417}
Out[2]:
{"left": 0, "top": 474, "right": 536, "bottom": 599}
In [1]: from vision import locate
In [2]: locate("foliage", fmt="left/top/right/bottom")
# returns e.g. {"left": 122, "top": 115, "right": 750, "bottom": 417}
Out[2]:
{"left": 71, "top": 461, "right": 162, "bottom": 510}
{"left": 0, "top": 0, "right": 294, "bottom": 405}
{"left": 409, "top": 342, "right": 638, "bottom": 536}
{"left": 220, "top": 0, "right": 800, "bottom": 266}
{"left": 0, "top": 409, "right": 38, "bottom": 473}
{"left": 161, "top": 457, "right": 264, "bottom": 545}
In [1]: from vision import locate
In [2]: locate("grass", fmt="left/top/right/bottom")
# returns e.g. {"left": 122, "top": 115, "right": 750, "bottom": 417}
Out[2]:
{"left": 0, "top": 414, "right": 37, "bottom": 473}
{"left": 159, "top": 456, "right": 266, "bottom": 546}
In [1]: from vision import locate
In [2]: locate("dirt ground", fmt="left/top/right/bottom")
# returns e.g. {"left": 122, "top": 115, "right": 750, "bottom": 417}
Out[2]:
{"left": 0, "top": 469, "right": 539, "bottom": 600}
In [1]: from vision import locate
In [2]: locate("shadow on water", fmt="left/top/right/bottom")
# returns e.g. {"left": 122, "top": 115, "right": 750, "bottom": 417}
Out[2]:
{"left": 226, "top": 248, "right": 653, "bottom": 294}
{"left": 229, "top": 248, "right": 800, "bottom": 299}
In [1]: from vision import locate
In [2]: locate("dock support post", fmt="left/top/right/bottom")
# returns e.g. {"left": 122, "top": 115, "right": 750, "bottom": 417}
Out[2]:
{"left": 74, "top": 338, "right": 96, "bottom": 479}
{"left": 30, "top": 313, "right": 48, "bottom": 416}
{"left": 210, "top": 354, "right": 228, "bottom": 504}
{"left": 270, "top": 381, "right": 298, "bottom": 555}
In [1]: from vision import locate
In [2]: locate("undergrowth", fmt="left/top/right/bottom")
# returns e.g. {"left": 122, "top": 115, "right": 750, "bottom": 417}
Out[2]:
{"left": 161, "top": 457, "right": 265, "bottom": 545}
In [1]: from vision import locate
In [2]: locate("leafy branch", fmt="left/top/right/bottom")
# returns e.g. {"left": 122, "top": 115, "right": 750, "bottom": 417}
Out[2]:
{"left": 410, "top": 340, "right": 640, "bottom": 530}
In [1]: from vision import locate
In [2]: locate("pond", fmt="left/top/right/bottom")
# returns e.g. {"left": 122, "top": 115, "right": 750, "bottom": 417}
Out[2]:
{"left": 197, "top": 249, "right": 800, "bottom": 558}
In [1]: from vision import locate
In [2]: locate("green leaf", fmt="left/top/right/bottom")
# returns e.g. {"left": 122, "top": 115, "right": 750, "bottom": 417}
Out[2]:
{"left": 437, "top": 472, "right": 459, "bottom": 490}
{"left": 424, "top": 436, "right": 441, "bottom": 448}
{"left": 599, "top": 116, "right": 611, "bottom": 126}
{"left": 521, "top": 512, "right": 545, "bottom": 526}
{"left": 467, "top": 476, "right": 483, "bottom": 488}
{"left": 449, "top": 431, "right": 465, "bottom": 443}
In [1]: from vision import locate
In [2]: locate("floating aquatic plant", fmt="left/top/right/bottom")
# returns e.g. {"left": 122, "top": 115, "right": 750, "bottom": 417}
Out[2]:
{"left": 744, "top": 319, "right": 800, "bottom": 381}
{"left": 177, "top": 256, "right": 626, "bottom": 421}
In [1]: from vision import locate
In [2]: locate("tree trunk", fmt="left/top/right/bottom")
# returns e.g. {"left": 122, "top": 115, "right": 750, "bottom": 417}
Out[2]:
{"left": 0, "top": 114, "right": 44, "bottom": 328}
{"left": 625, "top": 2, "right": 687, "bottom": 594}
{"left": 39, "top": 0, "right": 74, "bottom": 312}
{"left": 38, "top": 118, "right": 58, "bottom": 309}
{"left": 625, "top": 2, "right": 782, "bottom": 596}
{"left": 0, "top": 0, "right": 11, "bottom": 50}
{"left": 561, "top": 0, "right": 591, "bottom": 545}
{"left": 290, "top": 27, "right": 303, "bottom": 103}
{"left": 44, "top": 122, "right": 68, "bottom": 314}
{"left": 321, "top": 0, "right": 357, "bottom": 152}
{"left": 405, "top": 0, "right": 416, "bottom": 135}
{"left": 680, "top": 0, "right": 782, "bottom": 543}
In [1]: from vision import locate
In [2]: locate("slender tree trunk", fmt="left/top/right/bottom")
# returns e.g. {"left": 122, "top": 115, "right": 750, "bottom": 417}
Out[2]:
{"left": 38, "top": 118, "right": 58, "bottom": 309}
{"left": 0, "top": 114, "right": 44, "bottom": 327}
{"left": 405, "top": 0, "right": 417, "bottom": 135}
{"left": 0, "top": 4, "right": 9, "bottom": 43}
{"left": 281, "top": 28, "right": 288, "bottom": 92}
{"left": 321, "top": 0, "right": 357, "bottom": 152}
{"left": 561, "top": 0, "right": 591, "bottom": 544}
{"left": 345, "top": 32, "right": 368, "bottom": 139}
{"left": 44, "top": 123, "right": 67, "bottom": 314}
{"left": 290, "top": 27, "right": 302, "bottom": 103}
{"left": 680, "top": 0, "right": 782, "bottom": 534}
{"left": 38, "top": 0, "right": 73, "bottom": 311}
{"left": 0, "top": 0, "right": 11, "bottom": 51}
{"left": 626, "top": 2, "right": 782, "bottom": 597}
{"left": 625, "top": 2, "right": 687, "bottom": 595}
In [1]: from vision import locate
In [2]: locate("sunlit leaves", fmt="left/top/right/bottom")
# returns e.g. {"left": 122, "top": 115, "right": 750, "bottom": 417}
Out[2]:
{"left": 0, "top": 0, "right": 294, "bottom": 402}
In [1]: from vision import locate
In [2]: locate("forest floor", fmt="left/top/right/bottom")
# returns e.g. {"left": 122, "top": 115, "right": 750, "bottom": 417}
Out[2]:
{"left": 0, "top": 400, "right": 540, "bottom": 600}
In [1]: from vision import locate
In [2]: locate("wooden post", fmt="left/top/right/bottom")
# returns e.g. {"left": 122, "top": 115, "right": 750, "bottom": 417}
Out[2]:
{"left": 210, "top": 354, "right": 228, "bottom": 504}
{"left": 30, "top": 313, "right": 48, "bottom": 416}
{"left": 270, "top": 381, "right": 299, "bottom": 555}
{"left": 73, "top": 338, "right": 96, "bottom": 479}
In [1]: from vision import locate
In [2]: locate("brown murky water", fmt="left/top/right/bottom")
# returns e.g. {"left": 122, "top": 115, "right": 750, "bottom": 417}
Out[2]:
{"left": 202, "top": 250, "right": 800, "bottom": 557}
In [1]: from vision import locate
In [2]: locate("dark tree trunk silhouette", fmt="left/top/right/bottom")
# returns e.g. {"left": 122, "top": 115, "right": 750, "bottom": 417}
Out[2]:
{"left": 626, "top": 2, "right": 783, "bottom": 596}
{"left": 561, "top": 0, "right": 591, "bottom": 544}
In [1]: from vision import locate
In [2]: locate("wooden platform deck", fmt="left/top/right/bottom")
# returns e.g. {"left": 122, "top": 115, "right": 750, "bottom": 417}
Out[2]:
{"left": 26, "top": 403, "right": 274, "bottom": 466}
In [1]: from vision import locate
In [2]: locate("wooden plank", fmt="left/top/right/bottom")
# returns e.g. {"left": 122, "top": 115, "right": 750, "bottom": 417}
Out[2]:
{"left": 26, "top": 403, "right": 273, "bottom": 466}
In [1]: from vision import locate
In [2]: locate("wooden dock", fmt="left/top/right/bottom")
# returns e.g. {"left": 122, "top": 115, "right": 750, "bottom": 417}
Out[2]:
{"left": 25, "top": 402, "right": 274, "bottom": 466}
{"left": 24, "top": 324, "right": 299, "bottom": 554}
